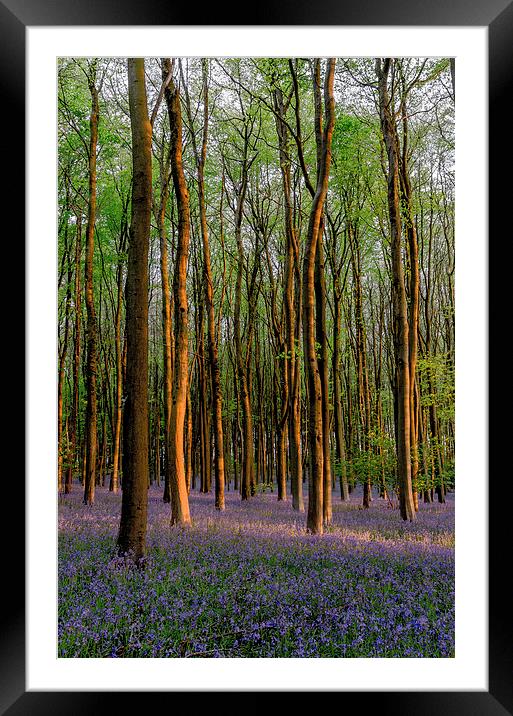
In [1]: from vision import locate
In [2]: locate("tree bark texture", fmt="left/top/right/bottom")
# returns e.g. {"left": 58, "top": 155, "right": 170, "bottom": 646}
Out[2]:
{"left": 83, "top": 66, "right": 99, "bottom": 506}
{"left": 117, "top": 58, "right": 152, "bottom": 560}
{"left": 376, "top": 58, "right": 416, "bottom": 522}
{"left": 303, "top": 59, "right": 336, "bottom": 535}
{"left": 163, "top": 58, "right": 192, "bottom": 526}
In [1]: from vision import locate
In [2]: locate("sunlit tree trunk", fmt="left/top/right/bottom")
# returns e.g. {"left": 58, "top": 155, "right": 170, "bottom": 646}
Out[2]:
{"left": 303, "top": 59, "right": 336, "bottom": 535}
{"left": 314, "top": 224, "right": 332, "bottom": 525}
{"left": 185, "top": 390, "right": 193, "bottom": 493}
{"left": 399, "top": 84, "right": 420, "bottom": 513}
{"left": 163, "top": 58, "right": 192, "bottom": 525}
{"left": 312, "top": 61, "right": 332, "bottom": 526}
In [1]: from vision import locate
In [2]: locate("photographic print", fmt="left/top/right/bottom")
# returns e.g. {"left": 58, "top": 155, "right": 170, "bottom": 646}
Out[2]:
{"left": 1, "top": 0, "right": 504, "bottom": 701}
{"left": 57, "top": 55, "right": 455, "bottom": 660}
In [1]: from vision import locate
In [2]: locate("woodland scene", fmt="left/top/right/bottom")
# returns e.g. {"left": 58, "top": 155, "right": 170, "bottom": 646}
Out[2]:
{"left": 57, "top": 56, "right": 455, "bottom": 658}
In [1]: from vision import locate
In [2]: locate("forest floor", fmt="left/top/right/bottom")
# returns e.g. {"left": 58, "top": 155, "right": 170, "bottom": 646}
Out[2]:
{"left": 58, "top": 484, "right": 454, "bottom": 658}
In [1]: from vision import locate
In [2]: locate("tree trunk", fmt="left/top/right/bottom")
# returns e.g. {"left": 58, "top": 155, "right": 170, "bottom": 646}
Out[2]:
{"left": 303, "top": 59, "right": 336, "bottom": 535}
{"left": 58, "top": 229, "right": 72, "bottom": 493}
{"left": 83, "top": 64, "right": 99, "bottom": 506}
{"left": 195, "top": 59, "right": 225, "bottom": 509}
{"left": 233, "top": 161, "right": 253, "bottom": 501}
{"left": 333, "top": 286, "right": 349, "bottom": 501}
{"left": 156, "top": 139, "right": 173, "bottom": 504}
{"left": 65, "top": 214, "right": 83, "bottom": 493}
{"left": 110, "top": 215, "right": 127, "bottom": 494}
{"left": 376, "top": 58, "right": 416, "bottom": 521}
{"left": 117, "top": 57, "right": 152, "bottom": 561}
{"left": 399, "top": 87, "right": 420, "bottom": 513}
{"left": 312, "top": 61, "right": 332, "bottom": 526}
{"left": 185, "top": 390, "right": 193, "bottom": 493}
{"left": 273, "top": 85, "right": 303, "bottom": 512}
{"left": 314, "top": 222, "right": 332, "bottom": 525}
{"left": 196, "top": 295, "right": 208, "bottom": 493}
{"left": 163, "top": 58, "right": 192, "bottom": 526}
{"left": 348, "top": 224, "right": 372, "bottom": 509}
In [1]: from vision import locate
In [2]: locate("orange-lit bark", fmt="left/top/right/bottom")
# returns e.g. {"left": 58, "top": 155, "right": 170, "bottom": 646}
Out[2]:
{"left": 163, "top": 58, "right": 192, "bottom": 526}
{"left": 303, "top": 59, "right": 336, "bottom": 535}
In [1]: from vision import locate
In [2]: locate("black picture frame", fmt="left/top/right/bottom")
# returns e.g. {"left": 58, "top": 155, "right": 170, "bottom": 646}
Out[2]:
{"left": 8, "top": 0, "right": 508, "bottom": 712}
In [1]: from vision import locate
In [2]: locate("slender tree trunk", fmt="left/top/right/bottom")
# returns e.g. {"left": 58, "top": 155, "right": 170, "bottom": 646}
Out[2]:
{"left": 274, "top": 358, "right": 288, "bottom": 501}
{"left": 423, "top": 187, "right": 445, "bottom": 505}
{"left": 376, "top": 58, "right": 416, "bottom": 521}
{"left": 196, "top": 296, "right": 210, "bottom": 494}
{"left": 58, "top": 231, "right": 72, "bottom": 493}
{"left": 110, "top": 218, "right": 127, "bottom": 494}
{"left": 110, "top": 278, "right": 122, "bottom": 495}
{"left": 400, "top": 87, "right": 420, "bottom": 513}
{"left": 273, "top": 85, "right": 303, "bottom": 512}
{"left": 303, "top": 59, "right": 336, "bottom": 535}
{"left": 289, "top": 351, "right": 304, "bottom": 511}
{"left": 156, "top": 143, "right": 173, "bottom": 504}
{"left": 343, "top": 360, "right": 355, "bottom": 493}
{"left": 312, "top": 61, "right": 332, "bottom": 526}
{"left": 419, "top": 404, "right": 432, "bottom": 502}
{"left": 194, "top": 59, "right": 226, "bottom": 509}
{"left": 333, "top": 288, "right": 349, "bottom": 500}
{"left": 83, "top": 66, "right": 99, "bottom": 506}
{"left": 428, "top": 368, "right": 446, "bottom": 503}
{"left": 315, "top": 223, "right": 332, "bottom": 525}
{"left": 185, "top": 390, "right": 193, "bottom": 493}
{"left": 233, "top": 162, "right": 253, "bottom": 501}
{"left": 349, "top": 224, "right": 372, "bottom": 508}
{"left": 98, "top": 409, "right": 107, "bottom": 486}
{"left": 66, "top": 215, "right": 83, "bottom": 493}
{"left": 163, "top": 58, "right": 192, "bottom": 526}
{"left": 152, "top": 360, "right": 161, "bottom": 486}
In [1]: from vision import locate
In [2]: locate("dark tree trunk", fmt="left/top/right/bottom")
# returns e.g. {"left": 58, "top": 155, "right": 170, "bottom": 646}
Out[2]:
{"left": 273, "top": 85, "right": 304, "bottom": 511}
{"left": 117, "top": 58, "right": 152, "bottom": 561}
{"left": 110, "top": 211, "right": 127, "bottom": 494}
{"left": 156, "top": 136, "right": 173, "bottom": 504}
{"left": 399, "top": 84, "right": 421, "bottom": 513}
{"left": 376, "top": 58, "right": 416, "bottom": 521}
{"left": 333, "top": 286, "right": 349, "bottom": 501}
{"left": 348, "top": 224, "right": 372, "bottom": 509}
{"left": 191, "top": 59, "right": 226, "bottom": 509}
{"left": 65, "top": 215, "right": 83, "bottom": 494}
{"left": 58, "top": 222, "right": 72, "bottom": 493}
{"left": 232, "top": 155, "right": 253, "bottom": 501}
